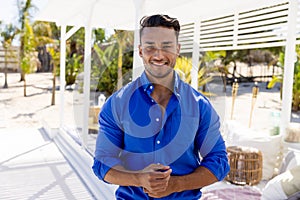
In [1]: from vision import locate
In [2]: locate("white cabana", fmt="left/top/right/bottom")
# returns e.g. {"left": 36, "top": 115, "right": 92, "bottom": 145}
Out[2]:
{"left": 36, "top": 0, "right": 300, "bottom": 144}
{"left": 35, "top": 0, "right": 300, "bottom": 198}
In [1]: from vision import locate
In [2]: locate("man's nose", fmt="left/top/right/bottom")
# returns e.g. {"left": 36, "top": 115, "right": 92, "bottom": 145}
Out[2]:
{"left": 153, "top": 48, "right": 164, "bottom": 58}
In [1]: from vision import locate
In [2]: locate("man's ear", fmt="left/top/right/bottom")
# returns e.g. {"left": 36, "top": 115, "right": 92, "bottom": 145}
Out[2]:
{"left": 176, "top": 44, "right": 181, "bottom": 56}
{"left": 138, "top": 45, "right": 143, "bottom": 57}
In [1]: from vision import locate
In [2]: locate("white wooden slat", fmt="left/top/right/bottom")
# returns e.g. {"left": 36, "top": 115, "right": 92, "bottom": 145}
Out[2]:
{"left": 179, "top": 41, "right": 194, "bottom": 46}
{"left": 200, "top": 15, "right": 234, "bottom": 26}
{"left": 181, "top": 24, "right": 194, "bottom": 29}
{"left": 181, "top": 26, "right": 194, "bottom": 30}
{"left": 178, "top": 40, "right": 193, "bottom": 45}
{"left": 237, "top": 31, "right": 286, "bottom": 40}
{"left": 200, "top": 40, "right": 234, "bottom": 47}
{"left": 179, "top": 34, "right": 194, "bottom": 39}
{"left": 238, "top": 3, "right": 289, "bottom": 19}
{"left": 200, "top": 31, "right": 234, "bottom": 39}
{"left": 180, "top": 31, "right": 194, "bottom": 36}
{"left": 180, "top": 46, "right": 193, "bottom": 51}
{"left": 181, "top": 23, "right": 194, "bottom": 28}
{"left": 178, "top": 38, "right": 193, "bottom": 44}
{"left": 199, "top": 36, "right": 233, "bottom": 43}
{"left": 179, "top": 1, "right": 297, "bottom": 52}
{"left": 238, "top": 10, "right": 288, "bottom": 24}
{"left": 200, "top": 26, "right": 234, "bottom": 35}
{"left": 178, "top": 40, "right": 193, "bottom": 46}
{"left": 200, "top": 21, "right": 234, "bottom": 31}
{"left": 180, "top": 42, "right": 193, "bottom": 48}
{"left": 179, "top": 25, "right": 193, "bottom": 52}
{"left": 238, "top": 17, "right": 287, "bottom": 29}
{"left": 237, "top": 23, "right": 285, "bottom": 34}
{"left": 179, "top": 29, "right": 194, "bottom": 35}
{"left": 178, "top": 33, "right": 194, "bottom": 38}
{"left": 180, "top": 28, "right": 194, "bottom": 34}
{"left": 179, "top": 45, "right": 193, "bottom": 50}
{"left": 237, "top": 36, "right": 286, "bottom": 44}
{"left": 179, "top": 38, "right": 193, "bottom": 43}
{"left": 180, "top": 49, "right": 193, "bottom": 53}
{"left": 179, "top": 24, "right": 194, "bottom": 46}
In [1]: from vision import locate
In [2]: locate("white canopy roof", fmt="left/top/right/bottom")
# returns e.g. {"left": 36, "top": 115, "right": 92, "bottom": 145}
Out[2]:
{"left": 36, "top": 0, "right": 287, "bottom": 30}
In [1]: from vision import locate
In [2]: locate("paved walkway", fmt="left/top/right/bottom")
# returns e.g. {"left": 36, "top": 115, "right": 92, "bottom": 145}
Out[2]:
{"left": 0, "top": 128, "right": 95, "bottom": 200}
{"left": 0, "top": 73, "right": 96, "bottom": 199}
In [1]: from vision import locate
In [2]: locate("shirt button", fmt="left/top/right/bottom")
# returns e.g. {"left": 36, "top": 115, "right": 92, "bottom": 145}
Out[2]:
{"left": 151, "top": 99, "right": 154, "bottom": 103}
{"left": 150, "top": 85, "right": 153, "bottom": 89}
{"left": 157, "top": 140, "right": 160, "bottom": 144}
{"left": 156, "top": 118, "right": 160, "bottom": 122}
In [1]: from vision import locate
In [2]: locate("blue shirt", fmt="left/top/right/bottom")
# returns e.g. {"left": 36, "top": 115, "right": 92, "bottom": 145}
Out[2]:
{"left": 92, "top": 72, "right": 229, "bottom": 200}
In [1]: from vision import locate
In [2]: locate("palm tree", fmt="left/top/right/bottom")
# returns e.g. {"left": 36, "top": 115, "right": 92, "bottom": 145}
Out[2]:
{"left": 48, "top": 46, "right": 60, "bottom": 105}
{"left": 113, "top": 30, "right": 134, "bottom": 90}
{"left": 17, "top": 0, "right": 34, "bottom": 82}
{"left": 32, "top": 21, "right": 57, "bottom": 104}
{"left": 0, "top": 24, "right": 17, "bottom": 88}
{"left": 21, "top": 16, "right": 37, "bottom": 96}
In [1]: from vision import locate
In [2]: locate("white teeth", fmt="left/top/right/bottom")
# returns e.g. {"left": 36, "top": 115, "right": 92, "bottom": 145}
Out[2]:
{"left": 151, "top": 61, "right": 168, "bottom": 66}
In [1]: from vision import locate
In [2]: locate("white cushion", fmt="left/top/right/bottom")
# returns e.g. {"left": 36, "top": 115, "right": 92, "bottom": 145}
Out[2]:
{"left": 261, "top": 174, "right": 287, "bottom": 200}
{"left": 223, "top": 120, "right": 282, "bottom": 180}
{"left": 279, "top": 148, "right": 300, "bottom": 173}
{"left": 261, "top": 165, "right": 300, "bottom": 200}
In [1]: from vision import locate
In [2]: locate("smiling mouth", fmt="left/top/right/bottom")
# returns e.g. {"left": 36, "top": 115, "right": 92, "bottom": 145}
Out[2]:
{"left": 150, "top": 61, "right": 169, "bottom": 67}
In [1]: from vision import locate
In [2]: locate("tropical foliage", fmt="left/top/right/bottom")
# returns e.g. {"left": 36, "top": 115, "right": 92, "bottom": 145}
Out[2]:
{"left": 267, "top": 45, "right": 300, "bottom": 111}
{"left": 91, "top": 32, "right": 134, "bottom": 96}
{"left": 174, "top": 56, "right": 214, "bottom": 96}
{"left": 21, "top": 16, "right": 38, "bottom": 96}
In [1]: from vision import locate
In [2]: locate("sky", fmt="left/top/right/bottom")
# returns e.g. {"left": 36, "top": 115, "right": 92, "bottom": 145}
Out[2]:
{"left": 0, "top": 0, "right": 114, "bottom": 40}
{"left": 0, "top": 0, "right": 48, "bottom": 25}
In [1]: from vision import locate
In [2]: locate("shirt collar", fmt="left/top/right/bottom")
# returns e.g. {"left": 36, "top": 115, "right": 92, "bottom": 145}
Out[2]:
{"left": 140, "top": 71, "right": 180, "bottom": 96}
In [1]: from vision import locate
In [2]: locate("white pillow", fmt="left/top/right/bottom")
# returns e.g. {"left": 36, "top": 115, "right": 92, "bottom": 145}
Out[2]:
{"left": 261, "top": 165, "right": 300, "bottom": 200}
{"left": 261, "top": 174, "right": 287, "bottom": 200}
{"left": 223, "top": 120, "right": 282, "bottom": 180}
{"left": 279, "top": 149, "right": 300, "bottom": 173}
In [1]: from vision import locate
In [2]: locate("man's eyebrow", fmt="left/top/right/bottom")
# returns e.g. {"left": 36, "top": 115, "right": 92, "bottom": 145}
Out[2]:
{"left": 143, "top": 41, "right": 174, "bottom": 45}
{"left": 144, "top": 41, "right": 155, "bottom": 45}
{"left": 162, "top": 41, "right": 173, "bottom": 44}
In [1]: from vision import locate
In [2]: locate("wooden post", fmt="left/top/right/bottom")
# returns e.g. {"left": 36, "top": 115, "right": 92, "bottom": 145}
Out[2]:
{"left": 230, "top": 79, "right": 239, "bottom": 120}
{"left": 249, "top": 82, "right": 259, "bottom": 128}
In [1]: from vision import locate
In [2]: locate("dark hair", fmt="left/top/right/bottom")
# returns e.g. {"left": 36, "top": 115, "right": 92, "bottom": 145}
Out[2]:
{"left": 139, "top": 14, "right": 180, "bottom": 41}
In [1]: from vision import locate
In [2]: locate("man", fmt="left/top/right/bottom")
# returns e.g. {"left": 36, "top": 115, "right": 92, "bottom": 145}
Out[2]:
{"left": 93, "top": 14, "right": 229, "bottom": 199}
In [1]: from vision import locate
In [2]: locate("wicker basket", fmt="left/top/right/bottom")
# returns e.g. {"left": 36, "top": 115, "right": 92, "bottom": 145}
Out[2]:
{"left": 226, "top": 146, "right": 263, "bottom": 186}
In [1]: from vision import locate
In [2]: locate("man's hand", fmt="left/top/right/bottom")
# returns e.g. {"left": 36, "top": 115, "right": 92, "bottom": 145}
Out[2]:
{"left": 138, "top": 163, "right": 172, "bottom": 194}
{"left": 144, "top": 176, "right": 177, "bottom": 198}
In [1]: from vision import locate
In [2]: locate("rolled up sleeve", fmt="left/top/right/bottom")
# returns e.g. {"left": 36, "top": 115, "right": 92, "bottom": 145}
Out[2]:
{"left": 200, "top": 138, "right": 230, "bottom": 181}
{"left": 92, "top": 98, "right": 124, "bottom": 182}
{"left": 196, "top": 99, "right": 230, "bottom": 181}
